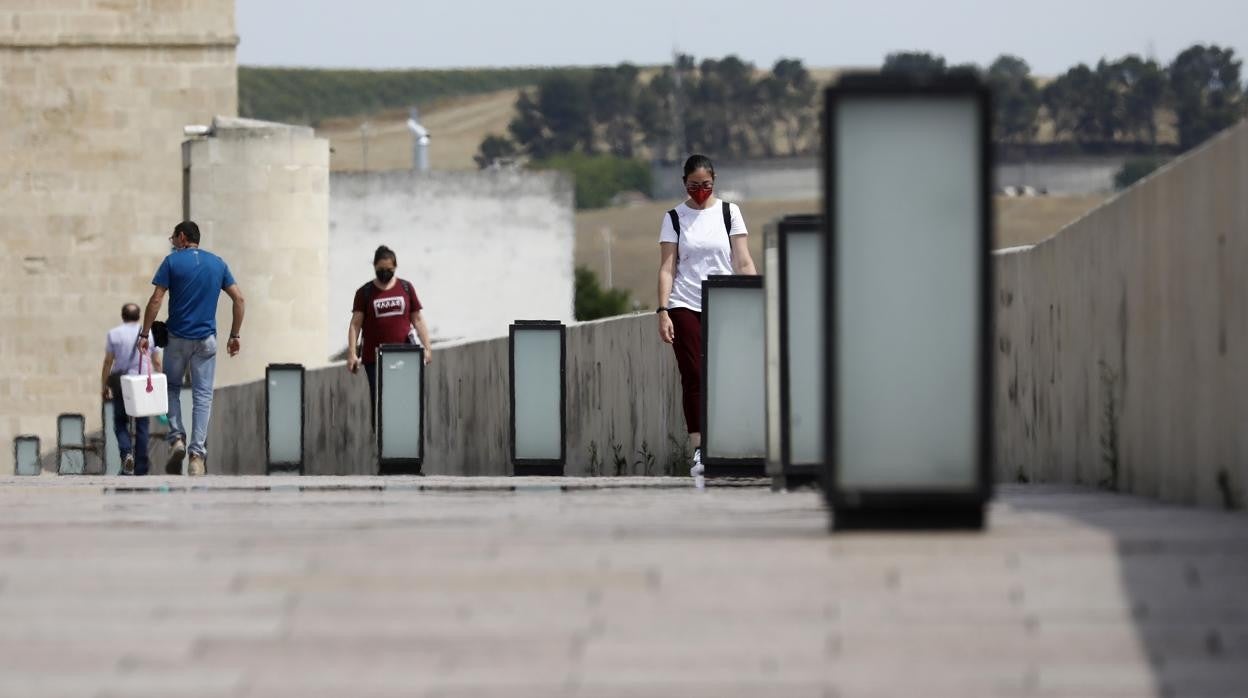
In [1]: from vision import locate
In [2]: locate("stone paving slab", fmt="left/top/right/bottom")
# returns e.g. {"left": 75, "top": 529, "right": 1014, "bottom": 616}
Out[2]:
{"left": 0, "top": 478, "right": 1245, "bottom": 697}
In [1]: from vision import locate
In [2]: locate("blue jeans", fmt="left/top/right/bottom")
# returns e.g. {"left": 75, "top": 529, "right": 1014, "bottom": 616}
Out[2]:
{"left": 164, "top": 335, "right": 217, "bottom": 457}
{"left": 111, "top": 391, "right": 150, "bottom": 475}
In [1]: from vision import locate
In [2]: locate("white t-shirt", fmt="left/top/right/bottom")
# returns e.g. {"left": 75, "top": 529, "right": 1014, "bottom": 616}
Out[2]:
{"left": 659, "top": 200, "right": 748, "bottom": 312}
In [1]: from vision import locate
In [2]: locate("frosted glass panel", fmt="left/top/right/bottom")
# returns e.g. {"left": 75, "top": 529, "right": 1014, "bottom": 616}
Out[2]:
{"left": 513, "top": 330, "right": 563, "bottom": 461}
{"left": 835, "top": 97, "right": 981, "bottom": 489}
{"left": 15, "top": 438, "right": 40, "bottom": 476}
{"left": 58, "top": 415, "right": 85, "bottom": 475}
{"left": 102, "top": 401, "right": 121, "bottom": 475}
{"left": 267, "top": 369, "right": 303, "bottom": 465}
{"left": 379, "top": 351, "right": 423, "bottom": 460}
{"left": 706, "top": 284, "right": 766, "bottom": 459}
{"left": 786, "top": 232, "right": 825, "bottom": 465}
{"left": 764, "top": 240, "right": 782, "bottom": 466}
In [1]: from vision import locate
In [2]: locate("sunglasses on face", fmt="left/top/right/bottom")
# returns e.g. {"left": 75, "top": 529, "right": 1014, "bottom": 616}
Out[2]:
{"left": 685, "top": 181, "right": 714, "bottom": 191}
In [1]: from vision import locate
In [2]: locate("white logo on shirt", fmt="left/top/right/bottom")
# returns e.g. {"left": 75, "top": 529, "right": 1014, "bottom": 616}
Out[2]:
{"left": 374, "top": 296, "right": 406, "bottom": 318}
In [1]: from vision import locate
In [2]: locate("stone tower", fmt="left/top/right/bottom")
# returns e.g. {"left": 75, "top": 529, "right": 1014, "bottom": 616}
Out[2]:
{"left": 0, "top": 1, "right": 239, "bottom": 458}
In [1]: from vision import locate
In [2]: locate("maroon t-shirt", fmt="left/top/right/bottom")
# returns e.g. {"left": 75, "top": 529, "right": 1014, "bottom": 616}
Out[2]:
{"left": 353, "top": 279, "right": 422, "bottom": 364}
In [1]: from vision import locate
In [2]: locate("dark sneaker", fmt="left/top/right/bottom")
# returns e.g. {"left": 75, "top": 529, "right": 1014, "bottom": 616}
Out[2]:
{"left": 121, "top": 454, "right": 135, "bottom": 476}
{"left": 166, "top": 439, "right": 186, "bottom": 475}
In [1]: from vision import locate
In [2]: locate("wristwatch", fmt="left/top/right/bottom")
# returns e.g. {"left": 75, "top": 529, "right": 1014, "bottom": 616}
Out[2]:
{"left": 655, "top": 307, "right": 669, "bottom": 314}
{"left": 229, "top": 334, "right": 240, "bottom": 339}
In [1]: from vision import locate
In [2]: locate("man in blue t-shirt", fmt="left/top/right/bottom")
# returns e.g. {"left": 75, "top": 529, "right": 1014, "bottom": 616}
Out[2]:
{"left": 139, "top": 220, "right": 246, "bottom": 476}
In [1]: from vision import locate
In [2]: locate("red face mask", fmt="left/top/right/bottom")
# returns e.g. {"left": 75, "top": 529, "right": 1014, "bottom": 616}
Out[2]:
{"left": 686, "top": 181, "right": 713, "bottom": 205}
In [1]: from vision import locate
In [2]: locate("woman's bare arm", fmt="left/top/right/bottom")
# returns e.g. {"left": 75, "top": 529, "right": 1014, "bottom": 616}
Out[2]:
{"left": 730, "top": 236, "right": 757, "bottom": 275}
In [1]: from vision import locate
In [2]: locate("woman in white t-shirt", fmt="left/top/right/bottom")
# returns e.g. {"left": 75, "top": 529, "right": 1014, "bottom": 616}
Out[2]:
{"left": 656, "top": 154, "right": 758, "bottom": 476}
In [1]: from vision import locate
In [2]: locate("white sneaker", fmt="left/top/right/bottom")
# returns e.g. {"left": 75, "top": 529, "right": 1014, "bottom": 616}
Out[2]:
{"left": 689, "top": 448, "right": 704, "bottom": 477}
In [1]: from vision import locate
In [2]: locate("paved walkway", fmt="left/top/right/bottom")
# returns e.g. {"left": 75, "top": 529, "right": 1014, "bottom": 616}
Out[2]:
{"left": 0, "top": 476, "right": 1245, "bottom": 697}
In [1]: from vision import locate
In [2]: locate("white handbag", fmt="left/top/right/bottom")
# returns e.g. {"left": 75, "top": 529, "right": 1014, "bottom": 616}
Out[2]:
{"left": 120, "top": 351, "right": 168, "bottom": 417}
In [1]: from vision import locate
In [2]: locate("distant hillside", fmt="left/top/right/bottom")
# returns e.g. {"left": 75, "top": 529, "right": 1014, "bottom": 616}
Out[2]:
{"left": 317, "top": 89, "right": 521, "bottom": 172}
{"left": 238, "top": 66, "right": 592, "bottom": 126}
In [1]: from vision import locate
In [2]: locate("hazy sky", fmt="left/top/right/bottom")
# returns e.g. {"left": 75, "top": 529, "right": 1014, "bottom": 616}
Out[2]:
{"left": 237, "top": 0, "right": 1248, "bottom": 76}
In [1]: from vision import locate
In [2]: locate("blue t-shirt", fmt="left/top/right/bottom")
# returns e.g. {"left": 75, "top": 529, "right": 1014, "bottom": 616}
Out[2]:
{"left": 152, "top": 248, "right": 236, "bottom": 340}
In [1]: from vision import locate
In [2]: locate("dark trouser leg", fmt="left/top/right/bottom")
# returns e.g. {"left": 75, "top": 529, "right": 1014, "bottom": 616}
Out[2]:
{"left": 111, "top": 391, "right": 133, "bottom": 460}
{"left": 668, "top": 308, "right": 703, "bottom": 435}
{"left": 364, "top": 362, "right": 377, "bottom": 431}
{"left": 133, "top": 416, "right": 150, "bottom": 476}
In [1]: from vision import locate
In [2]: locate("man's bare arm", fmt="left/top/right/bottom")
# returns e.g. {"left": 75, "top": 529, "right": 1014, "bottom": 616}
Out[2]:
{"left": 223, "top": 284, "right": 245, "bottom": 338}
{"left": 142, "top": 286, "right": 167, "bottom": 336}
{"left": 100, "top": 355, "right": 115, "bottom": 398}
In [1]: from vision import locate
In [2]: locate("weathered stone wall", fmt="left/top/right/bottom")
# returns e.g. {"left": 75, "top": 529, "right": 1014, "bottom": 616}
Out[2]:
{"left": 0, "top": 0, "right": 238, "bottom": 456}
{"left": 206, "top": 314, "right": 688, "bottom": 476}
{"left": 995, "top": 120, "right": 1248, "bottom": 509}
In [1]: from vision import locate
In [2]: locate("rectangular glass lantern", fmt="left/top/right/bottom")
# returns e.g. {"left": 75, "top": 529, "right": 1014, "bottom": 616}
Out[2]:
{"left": 765, "top": 222, "right": 782, "bottom": 475}
{"left": 774, "top": 215, "right": 826, "bottom": 490}
{"left": 701, "top": 275, "right": 767, "bottom": 477}
{"left": 57, "top": 413, "right": 86, "bottom": 475}
{"left": 822, "top": 73, "right": 993, "bottom": 529}
{"left": 266, "top": 364, "right": 305, "bottom": 474}
{"left": 509, "top": 321, "right": 566, "bottom": 476}
{"left": 377, "top": 344, "right": 425, "bottom": 475}
{"left": 14, "top": 436, "right": 40, "bottom": 476}
{"left": 102, "top": 400, "right": 122, "bottom": 476}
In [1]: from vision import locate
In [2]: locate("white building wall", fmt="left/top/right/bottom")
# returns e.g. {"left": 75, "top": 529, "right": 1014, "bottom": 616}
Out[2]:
{"left": 328, "top": 170, "right": 575, "bottom": 355}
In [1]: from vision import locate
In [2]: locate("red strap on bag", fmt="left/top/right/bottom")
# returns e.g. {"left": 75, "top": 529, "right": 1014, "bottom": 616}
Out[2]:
{"left": 138, "top": 348, "right": 153, "bottom": 393}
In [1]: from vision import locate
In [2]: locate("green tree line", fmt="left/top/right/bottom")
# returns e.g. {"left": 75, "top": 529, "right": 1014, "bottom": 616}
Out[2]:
{"left": 238, "top": 66, "right": 593, "bottom": 125}
{"left": 476, "top": 55, "right": 819, "bottom": 167}
{"left": 885, "top": 46, "right": 1245, "bottom": 152}
{"left": 475, "top": 45, "right": 1244, "bottom": 170}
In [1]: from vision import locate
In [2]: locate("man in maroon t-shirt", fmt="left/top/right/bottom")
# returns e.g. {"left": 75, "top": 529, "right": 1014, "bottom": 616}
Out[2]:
{"left": 347, "top": 245, "right": 432, "bottom": 427}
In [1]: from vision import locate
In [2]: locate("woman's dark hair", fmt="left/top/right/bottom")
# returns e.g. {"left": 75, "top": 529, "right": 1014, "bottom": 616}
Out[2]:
{"left": 373, "top": 245, "right": 397, "bottom": 266}
{"left": 683, "top": 154, "right": 715, "bottom": 181}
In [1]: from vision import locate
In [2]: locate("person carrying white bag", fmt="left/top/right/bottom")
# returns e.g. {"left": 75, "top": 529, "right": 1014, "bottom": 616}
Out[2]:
{"left": 102, "top": 302, "right": 164, "bottom": 476}
{"left": 139, "top": 220, "right": 246, "bottom": 476}
{"left": 117, "top": 346, "right": 168, "bottom": 462}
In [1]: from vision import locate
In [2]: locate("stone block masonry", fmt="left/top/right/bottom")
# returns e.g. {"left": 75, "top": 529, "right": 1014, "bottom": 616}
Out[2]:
{"left": 0, "top": 1, "right": 238, "bottom": 459}
{"left": 183, "top": 117, "right": 331, "bottom": 390}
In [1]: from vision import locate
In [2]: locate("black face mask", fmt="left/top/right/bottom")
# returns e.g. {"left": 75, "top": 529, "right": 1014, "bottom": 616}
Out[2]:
{"left": 375, "top": 268, "right": 394, "bottom": 283}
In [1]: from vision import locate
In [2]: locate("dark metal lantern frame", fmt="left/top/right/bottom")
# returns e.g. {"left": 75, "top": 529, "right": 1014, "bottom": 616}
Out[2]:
{"left": 508, "top": 321, "right": 567, "bottom": 476}
{"left": 56, "top": 413, "right": 87, "bottom": 476}
{"left": 821, "top": 73, "right": 994, "bottom": 530}
{"left": 265, "top": 363, "right": 306, "bottom": 475}
{"left": 376, "top": 344, "right": 426, "bottom": 475}
{"left": 13, "top": 435, "right": 41, "bottom": 476}
{"left": 776, "top": 214, "right": 825, "bottom": 490}
{"left": 700, "top": 274, "right": 767, "bottom": 478}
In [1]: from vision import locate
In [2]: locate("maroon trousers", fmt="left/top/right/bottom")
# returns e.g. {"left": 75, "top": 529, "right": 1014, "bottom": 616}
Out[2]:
{"left": 668, "top": 308, "right": 702, "bottom": 434}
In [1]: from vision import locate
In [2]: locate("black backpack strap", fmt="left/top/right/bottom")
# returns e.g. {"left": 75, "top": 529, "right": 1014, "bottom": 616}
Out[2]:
{"left": 722, "top": 200, "right": 732, "bottom": 237}
{"left": 667, "top": 209, "right": 680, "bottom": 241}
